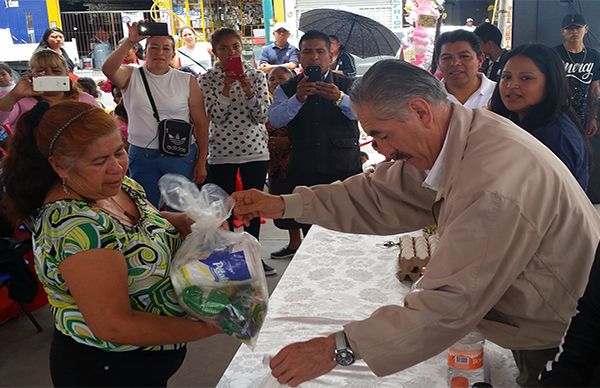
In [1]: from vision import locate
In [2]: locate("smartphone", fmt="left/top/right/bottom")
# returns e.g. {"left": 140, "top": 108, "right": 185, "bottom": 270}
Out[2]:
{"left": 32, "top": 76, "right": 70, "bottom": 92}
{"left": 304, "top": 65, "right": 322, "bottom": 82}
{"left": 137, "top": 22, "right": 169, "bottom": 36}
{"left": 224, "top": 57, "right": 244, "bottom": 80}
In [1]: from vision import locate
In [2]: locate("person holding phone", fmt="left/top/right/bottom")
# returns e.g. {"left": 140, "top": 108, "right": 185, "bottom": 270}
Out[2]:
{"left": 267, "top": 30, "right": 361, "bottom": 251}
{"left": 198, "top": 28, "right": 274, "bottom": 275}
{"left": 102, "top": 21, "right": 209, "bottom": 207}
{"left": 0, "top": 49, "right": 98, "bottom": 128}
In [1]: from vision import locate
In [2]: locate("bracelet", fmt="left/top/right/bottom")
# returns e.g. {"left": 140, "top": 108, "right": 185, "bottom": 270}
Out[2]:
{"left": 335, "top": 91, "right": 345, "bottom": 106}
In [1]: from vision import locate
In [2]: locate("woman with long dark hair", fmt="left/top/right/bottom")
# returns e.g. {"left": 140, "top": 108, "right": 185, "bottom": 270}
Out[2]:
{"left": 37, "top": 27, "right": 75, "bottom": 72}
{"left": 490, "top": 43, "right": 589, "bottom": 189}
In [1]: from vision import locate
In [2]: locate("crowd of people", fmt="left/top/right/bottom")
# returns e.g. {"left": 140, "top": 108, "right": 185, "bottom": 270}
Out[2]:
{"left": 0, "top": 13, "right": 599, "bottom": 387}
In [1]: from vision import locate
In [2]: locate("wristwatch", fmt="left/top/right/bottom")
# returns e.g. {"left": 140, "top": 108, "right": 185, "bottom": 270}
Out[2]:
{"left": 334, "top": 331, "right": 355, "bottom": 366}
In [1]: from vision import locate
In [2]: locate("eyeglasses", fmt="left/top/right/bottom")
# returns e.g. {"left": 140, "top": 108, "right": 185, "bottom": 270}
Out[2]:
{"left": 274, "top": 29, "right": 289, "bottom": 34}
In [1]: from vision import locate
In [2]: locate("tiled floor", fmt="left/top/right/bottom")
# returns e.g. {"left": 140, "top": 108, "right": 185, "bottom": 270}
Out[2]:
{"left": 0, "top": 220, "right": 292, "bottom": 387}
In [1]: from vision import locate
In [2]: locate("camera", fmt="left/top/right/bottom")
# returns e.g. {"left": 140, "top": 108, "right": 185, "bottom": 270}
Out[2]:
{"left": 137, "top": 22, "right": 169, "bottom": 36}
{"left": 32, "top": 76, "right": 70, "bottom": 92}
{"left": 304, "top": 65, "right": 322, "bottom": 82}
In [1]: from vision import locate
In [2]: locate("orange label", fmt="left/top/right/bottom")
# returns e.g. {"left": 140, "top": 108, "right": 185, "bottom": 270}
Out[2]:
{"left": 447, "top": 348, "right": 484, "bottom": 370}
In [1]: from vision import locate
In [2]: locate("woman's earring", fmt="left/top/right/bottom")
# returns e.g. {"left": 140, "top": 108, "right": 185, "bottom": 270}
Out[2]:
{"left": 62, "top": 178, "right": 70, "bottom": 194}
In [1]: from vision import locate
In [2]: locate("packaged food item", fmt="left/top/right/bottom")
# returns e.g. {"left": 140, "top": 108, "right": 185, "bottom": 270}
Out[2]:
{"left": 159, "top": 174, "right": 268, "bottom": 347}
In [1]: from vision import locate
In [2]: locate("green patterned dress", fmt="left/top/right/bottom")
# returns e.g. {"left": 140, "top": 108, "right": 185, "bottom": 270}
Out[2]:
{"left": 33, "top": 176, "right": 185, "bottom": 351}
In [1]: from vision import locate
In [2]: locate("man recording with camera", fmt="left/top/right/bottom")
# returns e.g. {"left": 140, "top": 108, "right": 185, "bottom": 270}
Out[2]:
{"left": 268, "top": 30, "right": 361, "bottom": 237}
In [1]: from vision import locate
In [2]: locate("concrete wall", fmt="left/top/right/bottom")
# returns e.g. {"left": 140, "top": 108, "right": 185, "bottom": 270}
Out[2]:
{"left": 513, "top": 0, "right": 600, "bottom": 50}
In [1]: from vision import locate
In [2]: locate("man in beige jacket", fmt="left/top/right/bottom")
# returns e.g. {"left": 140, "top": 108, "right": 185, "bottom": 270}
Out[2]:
{"left": 233, "top": 60, "right": 600, "bottom": 387}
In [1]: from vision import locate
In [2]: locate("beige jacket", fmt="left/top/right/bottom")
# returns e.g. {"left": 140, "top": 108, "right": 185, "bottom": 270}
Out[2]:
{"left": 282, "top": 103, "right": 600, "bottom": 376}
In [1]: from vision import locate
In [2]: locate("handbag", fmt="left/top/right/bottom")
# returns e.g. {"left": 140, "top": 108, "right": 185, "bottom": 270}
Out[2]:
{"left": 139, "top": 67, "right": 192, "bottom": 156}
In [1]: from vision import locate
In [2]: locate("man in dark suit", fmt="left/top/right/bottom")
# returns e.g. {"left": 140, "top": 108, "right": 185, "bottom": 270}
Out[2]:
{"left": 268, "top": 30, "right": 361, "bottom": 257}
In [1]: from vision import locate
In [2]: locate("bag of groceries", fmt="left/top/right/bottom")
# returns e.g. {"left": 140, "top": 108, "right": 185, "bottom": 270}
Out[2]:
{"left": 159, "top": 174, "right": 268, "bottom": 347}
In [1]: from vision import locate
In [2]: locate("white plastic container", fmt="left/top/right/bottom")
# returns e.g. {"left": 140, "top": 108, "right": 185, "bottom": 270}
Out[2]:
{"left": 447, "top": 330, "right": 485, "bottom": 388}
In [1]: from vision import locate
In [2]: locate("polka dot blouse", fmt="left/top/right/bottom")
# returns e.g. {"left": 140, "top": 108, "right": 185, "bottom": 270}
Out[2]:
{"left": 199, "top": 64, "right": 270, "bottom": 165}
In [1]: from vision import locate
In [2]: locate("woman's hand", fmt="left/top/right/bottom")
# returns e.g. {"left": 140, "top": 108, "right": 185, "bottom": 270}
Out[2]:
{"left": 10, "top": 74, "right": 41, "bottom": 100}
{"left": 126, "top": 20, "right": 148, "bottom": 44}
{"left": 161, "top": 211, "right": 195, "bottom": 239}
{"left": 222, "top": 71, "right": 236, "bottom": 97}
{"left": 193, "top": 159, "right": 207, "bottom": 185}
{"left": 239, "top": 74, "right": 255, "bottom": 99}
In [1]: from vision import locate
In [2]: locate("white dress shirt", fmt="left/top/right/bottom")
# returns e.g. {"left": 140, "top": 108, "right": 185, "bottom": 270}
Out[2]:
{"left": 445, "top": 73, "right": 496, "bottom": 109}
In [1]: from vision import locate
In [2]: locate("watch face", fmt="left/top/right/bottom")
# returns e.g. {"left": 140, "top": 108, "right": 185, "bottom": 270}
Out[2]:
{"left": 335, "top": 350, "right": 355, "bottom": 366}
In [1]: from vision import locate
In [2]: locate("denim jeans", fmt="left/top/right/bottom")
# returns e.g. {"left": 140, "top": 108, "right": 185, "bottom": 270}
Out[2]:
{"left": 128, "top": 144, "right": 198, "bottom": 208}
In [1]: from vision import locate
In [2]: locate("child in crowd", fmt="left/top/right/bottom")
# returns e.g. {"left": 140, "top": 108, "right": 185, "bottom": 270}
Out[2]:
{"left": 76, "top": 77, "right": 106, "bottom": 109}
{"left": 265, "top": 66, "right": 301, "bottom": 261}
{"left": 0, "top": 63, "right": 15, "bottom": 95}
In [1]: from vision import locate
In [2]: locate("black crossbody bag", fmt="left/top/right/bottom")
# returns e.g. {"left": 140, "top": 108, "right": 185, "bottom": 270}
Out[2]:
{"left": 139, "top": 67, "right": 192, "bottom": 157}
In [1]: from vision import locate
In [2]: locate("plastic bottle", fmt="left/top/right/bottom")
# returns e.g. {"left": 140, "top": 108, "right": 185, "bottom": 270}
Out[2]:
{"left": 447, "top": 330, "right": 485, "bottom": 388}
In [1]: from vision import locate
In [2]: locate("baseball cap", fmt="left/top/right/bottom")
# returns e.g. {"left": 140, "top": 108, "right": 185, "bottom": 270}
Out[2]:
{"left": 273, "top": 21, "right": 290, "bottom": 32}
{"left": 561, "top": 14, "right": 586, "bottom": 29}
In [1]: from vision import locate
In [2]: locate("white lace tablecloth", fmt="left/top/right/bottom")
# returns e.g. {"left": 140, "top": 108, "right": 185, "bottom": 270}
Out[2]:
{"left": 217, "top": 226, "right": 519, "bottom": 387}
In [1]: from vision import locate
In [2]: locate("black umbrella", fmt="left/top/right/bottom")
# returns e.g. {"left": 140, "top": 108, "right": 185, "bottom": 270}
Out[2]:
{"left": 299, "top": 8, "right": 401, "bottom": 58}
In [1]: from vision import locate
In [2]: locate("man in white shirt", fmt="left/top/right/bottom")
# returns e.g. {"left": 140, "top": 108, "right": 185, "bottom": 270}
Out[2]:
{"left": 435, "top": 29, "right": 496, "bottom": 108}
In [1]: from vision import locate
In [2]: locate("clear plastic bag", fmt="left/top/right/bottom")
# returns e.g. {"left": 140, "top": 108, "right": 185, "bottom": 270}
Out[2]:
{"left": 159, "top": 174, "right": 269, "bottom": 348}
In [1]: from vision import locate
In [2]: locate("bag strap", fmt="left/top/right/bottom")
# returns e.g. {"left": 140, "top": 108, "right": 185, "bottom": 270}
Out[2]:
{"left": 139, "top": 67, "right": 161, "bottom": 123}
{"left": 178, "top": 49, "right": 208, "bottom": 72}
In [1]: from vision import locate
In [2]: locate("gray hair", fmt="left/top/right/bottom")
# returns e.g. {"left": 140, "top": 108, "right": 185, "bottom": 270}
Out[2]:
{"left": 350, "top": 59, "right": 448, "bottom": 121}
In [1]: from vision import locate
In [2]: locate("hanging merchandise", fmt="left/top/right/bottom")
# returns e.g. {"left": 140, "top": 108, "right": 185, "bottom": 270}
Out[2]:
{"left": 404, "top": 0, "right": 444, "bottom": 70}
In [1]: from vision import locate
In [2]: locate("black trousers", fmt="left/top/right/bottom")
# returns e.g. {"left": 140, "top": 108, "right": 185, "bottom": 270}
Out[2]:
{"left": 50, "top": 329, "right": 186, "bottom": 387}
{"left": 208, "top": 161, "right": 268, "bottom": 240}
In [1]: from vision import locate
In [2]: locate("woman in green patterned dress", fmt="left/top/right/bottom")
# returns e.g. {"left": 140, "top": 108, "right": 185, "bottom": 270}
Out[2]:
{"left": 1, "top": 101, "right": 221, "bottom": 387}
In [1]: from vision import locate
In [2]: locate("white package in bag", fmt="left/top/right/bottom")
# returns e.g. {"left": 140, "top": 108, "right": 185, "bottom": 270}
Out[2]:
{"left": 159, "top": 174, "right": 269, "bottom": 347}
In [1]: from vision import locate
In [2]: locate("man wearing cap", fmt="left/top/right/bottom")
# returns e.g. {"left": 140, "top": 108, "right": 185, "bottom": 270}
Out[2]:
{"left": 259, "top": 22, "right": 299, "bottom": 74}
{"left": 554, "top": 14, "right": 600, "bottom": 202}
{"left": 464, "top": 18, "right": 475, "bottom": 31}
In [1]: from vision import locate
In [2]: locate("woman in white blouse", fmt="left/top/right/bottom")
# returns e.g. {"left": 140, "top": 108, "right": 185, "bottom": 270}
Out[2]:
{"left": 199, "top": 28, "right": 274, "bottom": 276}
{"left": 178, "top": 27, "right": 212, "bottom": 75}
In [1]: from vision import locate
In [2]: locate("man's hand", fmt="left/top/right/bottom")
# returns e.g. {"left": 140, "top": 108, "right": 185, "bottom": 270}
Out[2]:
{"left": 231, "top": 189, "right": 285, "bottom": 224}
{"left": 296, "top": 76, "right": 317, "bottom": 103}
{"left": 270, "top": 335, "right": 337, "bottom": 387}
{"left": 315, "top": 81, "right": 340, "bottom": 102}
{"left": 586, "top": 117, "right": 598, "bottom": 137}
{"left": 260, "top": 63, "right": 273, "bottom": 73}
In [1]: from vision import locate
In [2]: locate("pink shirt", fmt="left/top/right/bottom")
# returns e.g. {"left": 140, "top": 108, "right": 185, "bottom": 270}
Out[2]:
{"left": 0, "top": 92, "right": 99, "bottom": 128}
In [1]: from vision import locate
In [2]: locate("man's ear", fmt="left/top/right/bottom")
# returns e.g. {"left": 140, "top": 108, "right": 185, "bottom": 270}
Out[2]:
{"left": 408, "top": 98, "right": 433, "bottom": 124}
